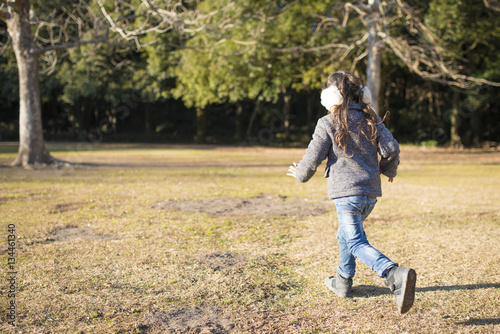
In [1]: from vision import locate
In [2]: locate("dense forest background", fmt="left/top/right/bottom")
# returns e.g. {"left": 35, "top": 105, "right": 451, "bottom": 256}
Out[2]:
{"left": 1, "top": 0, "right": 500, "bottom": 148}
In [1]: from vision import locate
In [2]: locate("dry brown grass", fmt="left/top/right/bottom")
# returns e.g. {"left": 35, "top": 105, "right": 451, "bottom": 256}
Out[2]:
{"left": 0, "top": 143, "right": 499, "bottom": 333}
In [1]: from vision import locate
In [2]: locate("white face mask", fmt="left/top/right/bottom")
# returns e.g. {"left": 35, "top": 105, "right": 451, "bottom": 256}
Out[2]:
{"left": 320, "top": 85, "right": 372, "bottom": 111}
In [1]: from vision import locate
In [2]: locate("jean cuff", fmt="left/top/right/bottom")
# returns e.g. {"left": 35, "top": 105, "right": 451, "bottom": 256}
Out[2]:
{"left": 337, "top": 268, "right": 354, "bottom": 279}
{"left": 380, "top": 263, "right": 397, "bottom": 278}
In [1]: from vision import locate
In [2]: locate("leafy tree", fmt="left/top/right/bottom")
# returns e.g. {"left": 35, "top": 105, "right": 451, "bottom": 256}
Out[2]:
{"left": 171, "top": 0, "right": 273, "bottom": 143}
{"left": 0, "top": 0, "right": 208, "bottom": 166}
{"left": 424, "top": 0, "right": 500, "bottom": 146}
{"left": 172, "top": 0, "right": 353, "bottom": 142}
{"left": 0, "top": 0, "right": 110, "bottom": 165}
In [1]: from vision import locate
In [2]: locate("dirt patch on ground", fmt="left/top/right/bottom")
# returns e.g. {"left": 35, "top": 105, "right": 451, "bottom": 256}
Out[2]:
{"left": 49, "top": 202, "right": 87, "bottom": 214}
{"left": 197, "top": 252, "right": 246, "bottom": 271}
{"left": 153, "top": 196, "right": 330, "bottom": 218}
{"left": 48, "top": 226, "right": 118, "bottom": 242}
{"left": 140, "top": 306, "right": 233, "bottom": 333}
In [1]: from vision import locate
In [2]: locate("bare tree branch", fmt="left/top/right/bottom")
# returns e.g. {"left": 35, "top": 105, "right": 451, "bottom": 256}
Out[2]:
{"left": 483, "top": 0, "right": 500, "bottom": 11}
{"left": 291, "top": 1, "right": 500, "bottom": 89}
{"left": 350, "top": 49, "right": 368, "bottom": 72}
{"left": 273, "top": 42, "right": 352, "bottom": 54}
{"left": 344, "top": 2, "right": 367, "bottom": 25}
{"left": 382, "top": 0, "right": 500, "bottom": 88}
{"left": 97, "top": 0, "right": 172, "bottom": 49}
{"left": 385, "top": 35, "right": 500, "bottom": 88}
{"left": 97, "top": 0, "right": 133, "bottom": 40}
{"left": 39, "top": 50, "right": 58, "bottom": 75}
{"left": 33, "top": 27, "right": 110, "bottom": 54}
{"left": 0, "top": 6, "right": 10, "bottom": 22}
{"left": 313, "top": 15, "right": 341, "bottom": 32}
{"left": 96, "top": 0, "right": 239, "bottom": 50}
{"left": 393, "top": 0, "right": 450, "bottom": 56}
{"left": 212, "top": 38, "right": 257, "bottom": 47}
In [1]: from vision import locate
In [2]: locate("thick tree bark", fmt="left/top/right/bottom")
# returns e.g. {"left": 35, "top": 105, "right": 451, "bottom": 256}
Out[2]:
{"left": 366, "top": 0, "right": 382, "bottom": 115}
{"left": 3, "top": 0, "right": 54, "bottom": 166}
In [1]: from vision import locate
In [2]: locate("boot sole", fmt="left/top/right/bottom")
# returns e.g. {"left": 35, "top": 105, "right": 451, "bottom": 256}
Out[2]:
{"left": 400, "top": 268, "right": 417, "bottom": 314}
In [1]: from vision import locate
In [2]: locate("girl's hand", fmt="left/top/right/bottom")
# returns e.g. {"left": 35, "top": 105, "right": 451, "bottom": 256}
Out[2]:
{"left": 381, "top": 168, "right": 394, "bottom": 182}
{"left": 287, "top": 162, "right": 297, "bottom": 178}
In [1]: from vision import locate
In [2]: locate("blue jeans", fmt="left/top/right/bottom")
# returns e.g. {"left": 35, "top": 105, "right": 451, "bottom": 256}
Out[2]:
{"left": 333, "top": 196, "right": 395, "bottom": 278}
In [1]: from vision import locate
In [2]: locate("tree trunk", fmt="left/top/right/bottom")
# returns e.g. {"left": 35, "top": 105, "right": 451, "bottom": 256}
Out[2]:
{"left": 145, "top": 106, "right": 154, "bottom": 138}
{"left": 195, "top": 107, "right": 206, "bottom": 144}
{"left": 450, "top": 90, "right": 462, "bottom": 147}
{"left": 3, "top": 0, "right": 54, "bottom": 166}
{"left": 307, "top": 92, "right": 314, "bottom": 133}
{"left": 470, "top": 108, "right": 481, "bottom": 148}
{"left": 366, "top": 0, "right": 382, "bottom": 115}
{"left": 246, "top": 99, "right": 261, "bottom": 137}
{"left": 281, "top": 86, "right": 292, "bottom": 141}
{"left": 235, "top": 103, "right": 243, "bottom": 142}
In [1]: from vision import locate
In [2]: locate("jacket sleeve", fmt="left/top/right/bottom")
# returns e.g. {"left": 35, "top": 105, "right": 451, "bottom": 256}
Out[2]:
{"left": 377, "top": 118, "right": 400, "bottom": 178}
{"left": 294, "top": 118, "right": 331, "bottom": 183}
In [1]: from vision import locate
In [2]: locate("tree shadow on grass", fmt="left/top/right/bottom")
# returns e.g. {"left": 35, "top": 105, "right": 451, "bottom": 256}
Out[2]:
{"left": 456, "top": 318, "right": 500, "bottom": 326}
{"left": 353, "top": 283, "right": 500, "bottom": 298}
{"left": 416, "top": 283, "right": 500, "bottom": 293}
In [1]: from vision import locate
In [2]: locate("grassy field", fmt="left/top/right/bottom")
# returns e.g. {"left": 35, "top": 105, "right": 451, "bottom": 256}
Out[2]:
{"left": 0, "top": 143, "right": 499, "bottom": 333}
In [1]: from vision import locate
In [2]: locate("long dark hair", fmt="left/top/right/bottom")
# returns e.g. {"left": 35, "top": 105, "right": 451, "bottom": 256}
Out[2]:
{"left": 322, "top": 71, "right": 379, "bottom": 156}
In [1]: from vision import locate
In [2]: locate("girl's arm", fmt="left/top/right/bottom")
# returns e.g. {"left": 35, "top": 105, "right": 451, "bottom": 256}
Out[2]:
{"left": 288, "top": 118, "right": 331, "bottom": 182}
{"left": 377, "top": 119, "right": 400, "bottom": 178}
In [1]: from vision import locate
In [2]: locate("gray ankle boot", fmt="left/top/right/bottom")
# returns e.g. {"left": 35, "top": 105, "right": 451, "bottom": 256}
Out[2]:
{"left": 325, "top": 272, "right": 353, "bottom": 298}
{"left": 384, "top": 265, "right": 417, "bottom": 314}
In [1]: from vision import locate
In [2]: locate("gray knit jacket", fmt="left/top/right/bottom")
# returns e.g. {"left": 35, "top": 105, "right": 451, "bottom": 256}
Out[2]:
{"left": 294, "top": 103, "right": 400, "bottom": 199}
